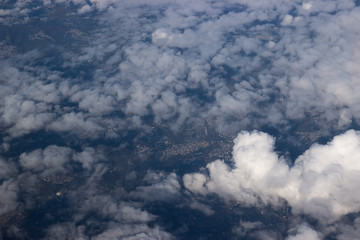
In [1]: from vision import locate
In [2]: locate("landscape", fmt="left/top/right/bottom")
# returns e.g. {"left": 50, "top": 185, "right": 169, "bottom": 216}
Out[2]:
{"left": 1, "top": 0, "right": 360, "bottom": 239}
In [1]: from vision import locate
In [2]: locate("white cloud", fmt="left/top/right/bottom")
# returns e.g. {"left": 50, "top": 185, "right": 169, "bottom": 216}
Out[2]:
{"left": 286, "top": 224, "right": 321, "bottom": 240}
{"left": 73, "top": 147, "right": 104, "bottom": 171}
{"left": 48, "top": 112, "right": 104, "bottom": 138}
{"left": 302, "top": 2, "right": 312, "bottom": 10}
{"left": 18, "top": 145, "right": 105, "bottom": 178}
{"left": 281, "top": 14, "right": 293, "bottom": 26}
{"left": 0, "top": 180, "right": 19, "bottom": 215}
{"left": 152, "top": 29, "right": 173, "bottom": 43}
{"left": 77, "top": 4, "right": 92, "bottom": 14}
{"left": 19, "top": 145, "right": 73, "bottom": 175}
{"left": 0, "top": 157, "right": 17, "bottom": 180}
{"left": 184, "top": 130, "right": 360, "bottom": 222}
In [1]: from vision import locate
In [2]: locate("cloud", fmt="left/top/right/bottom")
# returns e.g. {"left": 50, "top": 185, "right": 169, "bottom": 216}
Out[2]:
{"left": 19, "top": 145, "right": 73, "bottom": 175}
{"left": 188, "top": 200, "right": 214, "bottom": 216}
{"left": 44, "top": 222, "right": 174, "bottom": 240}
{"left": 130, "top": 172, "right": 181, "bottom": 202}
{"left": 73, "top": 147, "right": 105, "bottom": 171}
{"left": 336, "top": 217, "right": 360, "bottom": 240}
{"left": 281, "top": 14, "right": 293, "bottom": 26}
{"left": 286, "top": 224, "right": 322, "bottom": 240}
{"left": 152, "top": 29, "right": 174, "bottom": 43}
{"left": 0, "top": 157, "right": 17, "bottom": 180}
{"left": 17, "top": 144, "right": 105, "bottom": 180}
{"left": 43, "top": 222, "right": 87, "bottom": 240}
{"left": 78, "top": 195, "right": 155, "bottom": 223}
{"left": 48, "top": 112, "right": 105, "bottom": 139}
{"left": 0, "top": 179, "right": 19, "bottom": 216}
{"left": 232, "top": 221, "right": 264, "bottom": 238}
{"left": 184, "top": 130, "right": 360, "bottom": 222}
{"left": 70, "top": 89, "right": 115, "bottom": 115}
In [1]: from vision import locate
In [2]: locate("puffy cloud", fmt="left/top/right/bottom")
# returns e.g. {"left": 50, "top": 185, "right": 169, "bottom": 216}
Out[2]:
{"left": 152, "top": 29, "right": 174, "bottom": 43}
{"left": 48, "top": 112, "right": 105, "bottom": 139}
{"left": 0, "top": 180, "right": 19, "bottom": 215}
{"left": 77, "top": 4, "right": 92, "bottom": 14}
{"left": 184, "top": 130, "right": 360, "bottom": 222}
{"left": 0, "top": 157, "right": 17, "bottom": 180}
{"left": 19, "top": 145, "right": 73, "bottom": 175}
{"left": 18, "top": 145, "right": 105, "bottom": 178}
{"left": 286, "top": 225, "right": 322, "bottom": 240}
{"left": 281, "top": 14, "right": 293, "bottom": 26}
{"left": 73, "top": 147, "right": 105, "bottom": 171}
{"left": 70, "top": 89, "right": 115, "bottom": 115}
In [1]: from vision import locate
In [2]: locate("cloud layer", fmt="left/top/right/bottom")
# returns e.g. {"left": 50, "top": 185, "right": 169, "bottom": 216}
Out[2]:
{"left": 1, "top": 0, "right": 360, "bottom": 239}
{"left": 1, "top": 0, "right": 360, "bottom": 142}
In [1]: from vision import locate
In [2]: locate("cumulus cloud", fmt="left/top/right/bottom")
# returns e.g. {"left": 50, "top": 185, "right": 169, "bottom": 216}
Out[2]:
{"left": 48, "top": 112, "right": 105, "bottom": 139}
{"left": 19, "top": 145, "right": 73, "bottom": 175}
{"left": 286, "top": 224, "right": 322, "bottom": 240}
{"left": 0, "top": 157, "right": 17, "bottom": 180}
{"left": 0, "top": 180, "right": 19, "bottom": 215}
{"left": 281, "top": 14, "right": 293, "bottom": 26}
{"left": 73, "top": 147, "right": 105, "bottom": 171}
{"left": 184, "top": 130, "right": 360, "bottom": 222}
{"left": 17, "top": 144, "right": 105, "bottom": 180}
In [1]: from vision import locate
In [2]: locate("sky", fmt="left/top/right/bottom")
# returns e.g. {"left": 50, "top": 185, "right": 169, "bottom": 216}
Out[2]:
{"left": 1, "top": 0, "right": 360, "bottom": 239}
